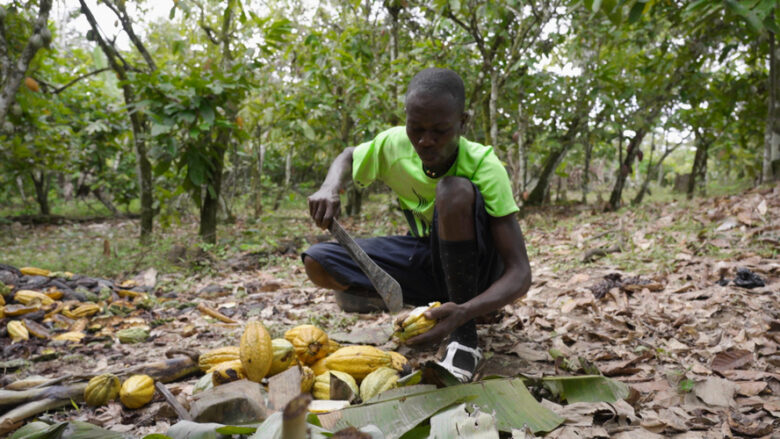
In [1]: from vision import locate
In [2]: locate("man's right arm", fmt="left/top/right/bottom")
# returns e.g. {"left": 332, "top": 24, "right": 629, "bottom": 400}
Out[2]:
{"left": 308, "top": 146, "right": 355, "bottom": 229}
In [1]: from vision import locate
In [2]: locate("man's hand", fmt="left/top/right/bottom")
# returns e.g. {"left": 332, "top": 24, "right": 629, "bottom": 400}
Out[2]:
{"left": 308, "top": 187, "right": 340, "bottom": 229}
{"left": 404, "top": 302, "right": 468, "bottom": 346}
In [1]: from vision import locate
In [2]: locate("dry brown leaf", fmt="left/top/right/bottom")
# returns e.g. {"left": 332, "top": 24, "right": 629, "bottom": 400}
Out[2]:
{"left": 711, "top": 349, "right": 753, "bottom": 374}
{"left": 693, "top": 377, "right": 736, "bottom": 407}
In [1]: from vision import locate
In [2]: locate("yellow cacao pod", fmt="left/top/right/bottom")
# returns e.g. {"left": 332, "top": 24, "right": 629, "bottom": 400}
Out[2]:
{"left": 4, "top": 303, "right": 41, "bottom": 317}
{"left": 325, "top": 345, "right": 393, "bottom": 381}
{"left": 311, "top": 357, "right": 329, "bottom": 376}
{"left": 8, "top": 321, "right": 29, "bottom": 342}
{"left": 284, "top": 324, "right": 329, "bottom": 365}
{"left": 313, "top": 370, "right": 358, "bottom": 400}
{"left": 359, "top": 367, "right": 399, "bottom": 402}
{"left": 326, "top": 339, "right": 341, "bottom": 354}
{"left": 393, "top": 302, "right": 440, "bottom": 343}
{"left": 388, "top": 351, "right": 409, "bottom": 372}
{"left": 68, "top": 303, "right": 101, "bottom": 318}
{"left": 198, "top": 346, "right": 240, "bottom": 372}
{"left": 300, "top": 366, "right": 315, "bottom": 393}
{"left": 53, "top": 331, "right": 85, "bottom": 343}
{"left": 84, "top": 374, "right": 120, "bottom": 407}
{"left": 20, "top": 267, "right": 50, "bottom": 277}
{"left": 240, "top": 321, "right": 273, "bottom": 382}
{"left": 14, "top": 290, "right": 54, "bottom": 306}
{"left": 210, "top": 360, "right": 246, "bottom": 386}
{"left": 120, "top": 375, "right": 155, "bottom": 409}
{"left": 268, "top": 338, "right": 296, "bottom": 376}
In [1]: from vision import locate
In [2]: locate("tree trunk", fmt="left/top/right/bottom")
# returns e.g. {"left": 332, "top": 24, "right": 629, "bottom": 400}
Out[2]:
{"left": 252, "top": 139, "right": 265, "bottom": 217}
{"left": 30, "top": 171, "right": 50, "bottom": 216}
{"left": 764, "top": 29, "right": 780, "bottom": 182}
{"left": 607, "top": 129, "right": 647, "bottom": 211}
{"left": 79, "top": 0, "right": 154, "bottom": 240}
{"left": 199, "top": 142, "right": 227, "bottom": 244}
{"left": 688, "top": 132, "right": 710, "bottom": 200}
{"left": 582, "top": 135, "right": 592, "bottom": 204}
{"left": 92, "top": 187, "right": 119, "bottom": 216}
{"left": 526, "top": 117, "right": 581, "bottom": 206}
{"left": 632, "top": 132, "right": 656, "bottom": 205}
{"left": 0, "top": 0, "right": 53, "bottom": 126}
{"left": 16, "top": 176, "right": 26, "bottom": 200}
{"left": 488, "top": 68, "right": 499, "bottom": 147}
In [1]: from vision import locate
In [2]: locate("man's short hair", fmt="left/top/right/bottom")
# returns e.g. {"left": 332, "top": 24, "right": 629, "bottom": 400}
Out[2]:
{"left": 406, "top": 68, "right": 465, "bottom": 114}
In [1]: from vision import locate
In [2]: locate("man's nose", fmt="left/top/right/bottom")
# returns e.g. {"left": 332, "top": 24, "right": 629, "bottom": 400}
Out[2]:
{"left": 419, "top": 131, "right": 436, "bottom": 146}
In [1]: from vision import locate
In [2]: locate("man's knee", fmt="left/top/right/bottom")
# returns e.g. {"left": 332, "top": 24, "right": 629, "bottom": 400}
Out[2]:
{"left": 435, "top": 176, "right": 475, "bottom": 216}
{"left": 303, "top": 255, "right": 347, "bottom": 290}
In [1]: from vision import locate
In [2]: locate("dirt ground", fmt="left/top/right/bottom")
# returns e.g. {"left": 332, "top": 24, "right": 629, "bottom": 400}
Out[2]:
{"left": 1, "top": 185, "right": 778, "bottom": 437}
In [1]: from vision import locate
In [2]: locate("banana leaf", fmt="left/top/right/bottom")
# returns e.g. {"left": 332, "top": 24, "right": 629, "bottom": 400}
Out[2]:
{"left": 540, "top": 375, "right": 629, "bottom": 403}
{"left": 9, "top": 421, "right": 125, "bottom": 439}
{"left": 318, "top": 378, "right": 564, "bottom": 438}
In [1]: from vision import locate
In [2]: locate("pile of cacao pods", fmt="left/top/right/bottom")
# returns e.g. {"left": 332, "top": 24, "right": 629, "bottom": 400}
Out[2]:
{"left": 196, "top": 321, "right": 415, "bottom": 404}
{"left": 0, "top": 265, "right": 152, "bottom": 346}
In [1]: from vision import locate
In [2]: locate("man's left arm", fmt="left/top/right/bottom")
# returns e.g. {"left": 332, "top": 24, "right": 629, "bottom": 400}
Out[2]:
{"left": 406, "top": 214, "right": 531, "bottom": 345}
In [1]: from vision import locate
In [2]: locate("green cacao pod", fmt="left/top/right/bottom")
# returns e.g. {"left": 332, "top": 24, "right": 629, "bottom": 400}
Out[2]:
{"left": 116, "top": 326, "right": 149, "bottom": 344}
{"left": 268, "top": 338, "right": 296, "bottom": 376}
{"left": 84, "top": 373, "right": 120, "bottom": 407}
{"left": 359, "top": 367, "right": 399, "bottom": 402}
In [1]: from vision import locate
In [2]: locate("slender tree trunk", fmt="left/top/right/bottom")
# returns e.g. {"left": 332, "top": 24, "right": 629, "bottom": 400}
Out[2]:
{"left": 92, "top": 187, "right": 119, "bottom": 216}
{"left": 0, "top": 0, "right": 52, "bottom": 126}
{"left": 79, "top": 0, "right": 154, "bottom": 240}
{"left": 16, "top": 176, "right": 26, "bottom": 200}
{"left": 488, "top": 68, "right": 499, "bottom": 147}
{"left": 526, "top": 117, "right": 582, "bottom": 206}
{"left": 764, "top": 28, "right": 780, "bottom": 182}
{"left": 199, "top": 142, "right": 226, "bottom": 244}
{"left": 632, "top": 132, "right": 656, "bottom": 205}
{"left": 284, "top": 149, "right": 292, "bottom": 187}
{"left": 582, "top": 135, "right": 592, "bottom": 204}
{"left": 607, "top": 129, "right": 647, "bottom": 211}
{"left": 253, "top": 138, "right": 265, "bottom": 217}
{"left": 688, "top": 131, "right": 710, "bottom": 200}
{"left": 386, "top": 2, "right": 401, "bottom": 125}
{"left": 30, "top": 171, "right": 50, "bottom": 216}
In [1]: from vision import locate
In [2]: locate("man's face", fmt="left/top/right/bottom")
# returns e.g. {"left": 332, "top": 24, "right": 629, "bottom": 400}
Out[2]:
{"left": 405, "top": 91, "right": 464, "bottom": 170}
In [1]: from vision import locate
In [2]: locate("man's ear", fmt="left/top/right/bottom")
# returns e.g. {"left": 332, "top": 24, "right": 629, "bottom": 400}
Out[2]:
{"left": 460, "top": 110, "right": 471, "bottom": 130}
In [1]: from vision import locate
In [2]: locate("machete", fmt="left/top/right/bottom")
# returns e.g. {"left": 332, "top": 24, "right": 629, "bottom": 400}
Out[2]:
{"left": 328, "top": 219, "right": 403, "bottom": 313}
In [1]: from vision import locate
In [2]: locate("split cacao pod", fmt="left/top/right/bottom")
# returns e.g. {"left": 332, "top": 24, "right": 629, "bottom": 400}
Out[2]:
{"left": 393, "top": 302, "right": 440, "bottom": 342}
{"left": 268, "top": 338, "right": 296, "bottom": 376}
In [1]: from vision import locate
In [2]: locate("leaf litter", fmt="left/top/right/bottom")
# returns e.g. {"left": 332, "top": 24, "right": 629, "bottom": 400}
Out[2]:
{"left": 0, "top": 186, "right": 778, "bottom": 437}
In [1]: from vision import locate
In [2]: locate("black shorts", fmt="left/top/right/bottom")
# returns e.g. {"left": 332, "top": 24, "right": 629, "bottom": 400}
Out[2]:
{"left": 301, "top": 184, "right": 504, "bottom": 305}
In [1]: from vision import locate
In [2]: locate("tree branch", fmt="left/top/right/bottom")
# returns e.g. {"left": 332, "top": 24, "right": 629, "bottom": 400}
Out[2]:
{"left": 51, "top": 68, "right": 110, "bottom": 94}
{"left": 100, "top": 0, "right": 157, "bottom": 71}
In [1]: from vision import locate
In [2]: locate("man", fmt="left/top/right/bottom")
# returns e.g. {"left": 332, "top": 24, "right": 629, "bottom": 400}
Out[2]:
{"left": 303, "top": 68, "right": 531, "bottom": 382}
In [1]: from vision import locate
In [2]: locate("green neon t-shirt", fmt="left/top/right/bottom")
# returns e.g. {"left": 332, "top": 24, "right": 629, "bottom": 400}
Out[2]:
{"left": 352, "top": 126, "right": 519, "bottom": 237}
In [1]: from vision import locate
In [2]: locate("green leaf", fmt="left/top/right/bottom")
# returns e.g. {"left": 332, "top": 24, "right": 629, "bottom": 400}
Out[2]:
{"left": 298, "top": 120, "right": 316, "bottom": 140}
{"left": 151, "top": 122, "right": 172, "bottom": 137}
{"left": 541, "top": 375, "right": 630, "bottom": 403}
{"left": 318, "top": 378, "right": 563, "bottom": 435}
{"left": 215, "top": 425, "right": 258, "bottom": 434}
{"left": 627, "top": 1, "right": 645, "bottom": 23}
{"left": 188, "top": 153, "right": 206, "bottom": 186}
{"left": 200, "top": 104, "right": 215, "bottom": 126}
{"left": 725, "top": 0, "right": 765, "bottom": 32}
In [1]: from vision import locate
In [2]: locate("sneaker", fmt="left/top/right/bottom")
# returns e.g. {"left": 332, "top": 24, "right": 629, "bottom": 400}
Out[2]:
{"left": 334, "top": 288, "right": 388, "bottom": 313}
{"left": 435, "top": 340, "right": 482, "bottom": 383}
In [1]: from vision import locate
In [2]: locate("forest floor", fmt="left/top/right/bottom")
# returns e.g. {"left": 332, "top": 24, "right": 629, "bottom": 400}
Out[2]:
{"left": 1, "top": 184, "right": 778, "bottom": 438}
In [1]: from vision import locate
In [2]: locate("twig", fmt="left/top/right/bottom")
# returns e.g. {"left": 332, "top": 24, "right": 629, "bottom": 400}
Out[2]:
{"left": 197, "top": 302, "right": 238, "bottom": 324}
{"left": 155, "top": 381, "right": 192, "bottom": 421}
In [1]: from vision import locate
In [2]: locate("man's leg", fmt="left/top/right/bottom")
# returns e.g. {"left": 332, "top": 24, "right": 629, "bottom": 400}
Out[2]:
{"left": 303, "top": 256, "right": 349, "bottom": 291}
{"left": 302, "top": 236, "right": 444, "bottom": 312}
{"left": 434, "top": 176, "right": 481, "bottom": 381}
